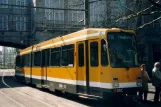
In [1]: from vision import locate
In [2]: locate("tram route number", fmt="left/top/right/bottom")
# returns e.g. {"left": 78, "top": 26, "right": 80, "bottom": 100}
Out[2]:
{"left": 59, "top": 84, "right": 66, "bottom": 89}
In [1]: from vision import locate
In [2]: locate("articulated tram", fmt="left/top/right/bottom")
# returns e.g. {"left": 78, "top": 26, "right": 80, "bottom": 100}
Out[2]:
{"left": 15, "top": 28, "right": 141, "bottom": 99}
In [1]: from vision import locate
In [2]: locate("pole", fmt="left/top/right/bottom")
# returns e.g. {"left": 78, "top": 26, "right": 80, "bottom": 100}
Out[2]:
{"left": 3, "top": 47, "right": 5, "bottom": 68}
{"left": 85, "top": 0, "right": 89, "bottom": 28}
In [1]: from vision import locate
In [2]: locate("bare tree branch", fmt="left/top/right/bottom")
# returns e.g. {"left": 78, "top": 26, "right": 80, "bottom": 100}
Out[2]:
{"left": 116, "top": 0, "right": 160, "bottom": 22}
{"left": 148, "top": 0, "right": 161, "bottom": 8}
{"left": 89, "top": 0, "right": 103, "bottom": 3}
{"left": 138, "top": 16, "right": 161, "bottom": 29}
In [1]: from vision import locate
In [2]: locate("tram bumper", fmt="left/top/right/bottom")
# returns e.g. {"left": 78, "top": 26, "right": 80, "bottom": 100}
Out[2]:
{"left": 102, "top": 87, "right": 141, "bottom": 99}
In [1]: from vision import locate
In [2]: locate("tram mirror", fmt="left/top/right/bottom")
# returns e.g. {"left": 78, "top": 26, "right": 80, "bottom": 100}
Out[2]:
{"left": 135, "top": 53, "right": 139, "bottom": 65}
{"left": 103, "top": 44, "right": 107, "bottom": 52}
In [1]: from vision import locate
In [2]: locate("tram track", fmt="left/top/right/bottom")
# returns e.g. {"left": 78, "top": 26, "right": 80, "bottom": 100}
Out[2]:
{"left": 1, "top": 71, "right": 54, "bottom": 107}
{"left": 4, "top": 70, "right": 89, "bottom": 107}
{"left": 0, "top": 88, "right": 25, "bottom": 107}
{"left": 2, "top": 70, "right": 131, "bottom": 107}
{"left": 3, "top": 70, "right": 122, "bottom": 107}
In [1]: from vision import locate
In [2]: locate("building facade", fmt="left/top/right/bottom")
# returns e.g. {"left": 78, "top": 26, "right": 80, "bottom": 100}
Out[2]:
{"left": 33, "top": 0, "right": 84, "bottom": 43}
{"left": 0, "top": 0, "right": 34, "bottom": 48}
{"left": 0, "top": 46, "right": 16, "bottom": 68}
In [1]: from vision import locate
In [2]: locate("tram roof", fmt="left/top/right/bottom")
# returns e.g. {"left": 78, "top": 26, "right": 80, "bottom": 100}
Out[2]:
{"left": 20, "top": 28, "right": 134, "bottom": 55}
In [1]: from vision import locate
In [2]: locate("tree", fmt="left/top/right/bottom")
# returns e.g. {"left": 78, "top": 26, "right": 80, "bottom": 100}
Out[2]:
{"left": 148, "top": 0, "right": 161, "bottom": 8}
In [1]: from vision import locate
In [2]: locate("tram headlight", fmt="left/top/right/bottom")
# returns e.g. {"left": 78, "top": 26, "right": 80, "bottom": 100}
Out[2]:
{"left": 112, "top": 77, "right": 119, "bottom": 88}
{"left": 113, "top": 82, "right": 119, "bottom": 87}
{"left": 137, "top": 82, "right": 142, "bottom": 87}
{"left": 136, "top": 76, "right": 142, "bottom": 87}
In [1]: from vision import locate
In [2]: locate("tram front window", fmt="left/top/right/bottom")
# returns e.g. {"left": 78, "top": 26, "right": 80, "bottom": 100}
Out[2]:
{"left": 108, "top": 32, "right": 139, "bottom": 68}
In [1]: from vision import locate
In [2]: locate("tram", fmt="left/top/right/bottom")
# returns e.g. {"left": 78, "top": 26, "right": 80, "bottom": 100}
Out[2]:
{"left": 15, "top": 28, "right": 141, "bottom": 99}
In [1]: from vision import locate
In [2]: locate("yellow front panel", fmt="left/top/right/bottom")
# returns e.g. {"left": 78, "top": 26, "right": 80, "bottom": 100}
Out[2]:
{"left": 100, "top": 66, "right": 114, "bottom": 83}
{"left": 100, "top": 67, "right": 141, "bottom": 83}
{"left": 127, "top": 68, "right": 141, "bottom": 81}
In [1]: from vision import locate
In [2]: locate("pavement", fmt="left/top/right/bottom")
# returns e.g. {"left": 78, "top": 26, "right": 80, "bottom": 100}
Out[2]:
{"left": 148, "top": 83, "right": 155, "bottom": 93}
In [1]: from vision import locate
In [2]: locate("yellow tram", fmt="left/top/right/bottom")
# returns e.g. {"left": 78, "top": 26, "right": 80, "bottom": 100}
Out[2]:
{"left": 15, "top": 28, "right": 141, "bottom": 99}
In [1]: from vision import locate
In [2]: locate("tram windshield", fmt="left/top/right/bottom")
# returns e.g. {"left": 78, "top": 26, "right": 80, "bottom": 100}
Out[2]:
{"left": 108, "top": 32, "right": 139, "bottom": 68}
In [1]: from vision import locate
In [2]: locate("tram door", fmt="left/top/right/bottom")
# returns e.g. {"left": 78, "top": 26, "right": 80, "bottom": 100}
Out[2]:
{"left": 76, "top": 39, "right": 100, "bottom": 95}
{"left": 76, "top": 41, "right": 87, "bottom": 94}
{"left": 41, "top": 49, "right": 48, "bottom": 86}
{"left": 88, "top": 39, "right": 100, "bottom": 95}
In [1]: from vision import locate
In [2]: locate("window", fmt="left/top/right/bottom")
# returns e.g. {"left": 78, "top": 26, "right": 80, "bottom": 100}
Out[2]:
{"left": 45, "top": 0, "right": 50, "bottom": 7}
{"left": 78, "top": 43, "right": 84, "bottom": 67}
{"left": 60, "top": 0, "right": 64, "bottom": 8}
{"left": 60, "top": 13, "right": 63, "bottom": 21}
{"left": 90, "top": 42, "right": 98, "bottom": 67}
{"left": 72, "top": 13, "right": 77, "bottom": 21}
{"left": 16, "top": 16, "right": 26, "bottom": 31}
{"left": 61, "top": 45, "right": 74, "bottom": 66}
{"left": 0, "top": 0, "right": 8, "bottom": 8}
{"left": 53, "top": 0, "right": 57, "bottom": 7}
{"left": 16, "top": 16, "right": 20, "bottom": 31}
{"left": 21, "top": 17, "right": 26, "bottom": 30}
{"left": 55, "top": 13, "right": 59, "bottom": 20}
{"left": 16, "top": 0, "right": 26, "bottom": 9}
{"left": 33, "top": 51, "right": 41, "bottom": 66}
{"left": 45, "top": 9, "right": 53, "bottom": 20}
{"left": 42, "top": 49, "right": 50, "bottom": 66}
{"left": 20, "top": 55, "right": 25, "bottom": 67}
{"left": 16, "top": 55, "right": 21, "bottom": 67}
{"left": 50, "top": 47, "right": 61, "bottom": 66}
{"left": 0, "top": 16, "right": 8, "bottom": 30}
{"left": 53, "top": 0, "right": 60, "bottom": 8}
{"left": 101, "top": 40, "right": 108, "bottom": 66}
{"left": 68, "top": 12, "right": 72, "bottom": 21}
{"left": 24, "top": 54, "right": 30, "bottom": 67}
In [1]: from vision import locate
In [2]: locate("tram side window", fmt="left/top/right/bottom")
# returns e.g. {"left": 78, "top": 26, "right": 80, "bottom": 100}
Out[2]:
{"left": 16, "top": 56, "right": 20, "bottom": 67}
{"left": 42, "top": 50, "right": 45, "bottom": 66}
{"left": 50, "top": 47, "right": 61, "bottom": 66}
{"left": 101, "top": 40, "right": 108, "bottom": 66}
{"left": 24, "top": 54, "right": 30, "bottom": 67}
{"left": 78, "top": 43, "right": 84, "bottom": 67}
{"left": 24, "top": 55, "right": 27, "bottom": 67}
{"left": 42, "top": 49, "right": 50, "bottom": 66}
{"left": 61, "top": 44, "right": 74, "bottom": 67}
{"left": 33, "top": 51, "right": 41, "bottom": 66}
{"left": 21, "top": 55, "right": 25, "bottom": 67}
{"left": 46, "top": 49, "right": 50, "bottom": 66}
{"left": 90, "top": 42, "right": 98, "bottom": 67}
{"left": 19, "top": 56, "right": 22, "bottom": 67}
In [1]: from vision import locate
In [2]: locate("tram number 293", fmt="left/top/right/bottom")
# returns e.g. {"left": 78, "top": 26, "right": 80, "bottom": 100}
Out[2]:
{"left": 115, "top": 89, "right": 123, "bottom": 92}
